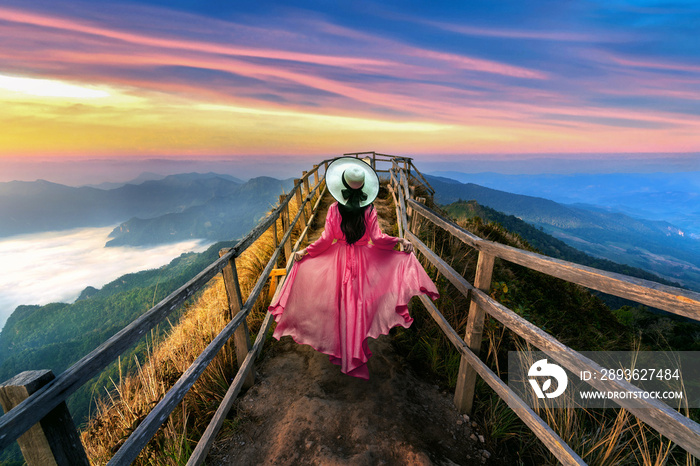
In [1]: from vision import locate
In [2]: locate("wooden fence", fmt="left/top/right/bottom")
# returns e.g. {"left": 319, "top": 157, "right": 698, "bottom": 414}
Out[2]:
{"left": 2, "top": 152, "right": 699, "bottom": 465}
{"left": 0, "top": 161, "right": 330, "bottom": 465}
{"left": 387, "top": 158, "right": 700, "bottom": 464}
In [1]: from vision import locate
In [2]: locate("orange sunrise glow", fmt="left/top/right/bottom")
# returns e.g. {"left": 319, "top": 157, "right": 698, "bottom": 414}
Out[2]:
{"left": 0, "top": 2, "right": 698, "bottom": 161}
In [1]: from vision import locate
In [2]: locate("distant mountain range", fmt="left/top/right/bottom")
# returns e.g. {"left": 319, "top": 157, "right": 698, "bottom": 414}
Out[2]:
{"left": 428, "top": 171, "right": 700, "bottom": 238}
{"left": 0, "top": 173, "right": 292, "bottom": 246}
{"left": 82, "top": 172, "right": 166, "bottom": 190}
{"left": 3, "top": 169, "right": 698, "bottom": 290}
{"left": 107, "top": 176, "right": 293, "bottom": 246}
{"left": 442, "top": 200, "right": 680, "bottom": 287}
{"left": 425, "top": 175, "right": 700, "bottom": 291}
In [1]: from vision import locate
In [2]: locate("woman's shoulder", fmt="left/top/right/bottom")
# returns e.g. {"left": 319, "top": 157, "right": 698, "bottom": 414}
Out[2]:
{"left": 326, "top": 202, "right": 339, "bottom": 221}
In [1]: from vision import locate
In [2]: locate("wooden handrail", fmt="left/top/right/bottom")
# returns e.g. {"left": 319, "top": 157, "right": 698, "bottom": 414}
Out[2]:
{"left": 406, "top": 229, "right": 700, "bottom": 458}
{"left": 0, "top": 163, "right": 328, "bottom": 457}
{"left": 186, "top": 311, "right": 274, "bottom": 466}
{"left": 415, "top": 293, "right": 586, "bottom": 466}
{"left": 187, "top": 186, "right": 321, "bottom": 464}
{"left": 0, "top": 243, "right": 239, "bottom": 452}
{"left": 390, "top": 164, "right": 700, "bottom": 460}
{"left": 109, "top": 169, "right": 326, "bottom": 465}
{"left": 6, "top": 153, "right": 699, "bottom": 464}
{"left": 406, "top": 198, "right": 700, "bottom": 320}
{"left": 408, "top": 160, "right": 435, "bottom": 195}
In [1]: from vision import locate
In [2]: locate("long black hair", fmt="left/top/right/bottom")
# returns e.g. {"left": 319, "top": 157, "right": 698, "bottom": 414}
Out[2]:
{"left": 338, "top": 202, "right": 373, "bottom": 244}
{"left": 337, "top": 179, "right": 372, "bottom": 244}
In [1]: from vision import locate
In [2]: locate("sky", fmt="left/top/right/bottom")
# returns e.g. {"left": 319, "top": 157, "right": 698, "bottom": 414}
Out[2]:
{"left": 1, "top": 0, "right": 699, "bottom": 182}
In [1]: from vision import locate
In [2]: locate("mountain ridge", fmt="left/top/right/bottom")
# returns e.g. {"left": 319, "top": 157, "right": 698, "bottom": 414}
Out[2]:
{"left": 0, "top": 173, "right": 288, "bottom": 239}
{"left": 105, "top": 176, "right": 294, "bottom": 246}
{"left": 426, "top": 175, "right": 700, "bottom": 291}
{"left": 428, "top": 170, "right": 700, "bottom": 236}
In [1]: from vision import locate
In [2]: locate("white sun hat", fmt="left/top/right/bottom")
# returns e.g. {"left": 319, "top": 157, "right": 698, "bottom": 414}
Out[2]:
{"left": 325, "top": 157, "right": 380, "bottom": 207}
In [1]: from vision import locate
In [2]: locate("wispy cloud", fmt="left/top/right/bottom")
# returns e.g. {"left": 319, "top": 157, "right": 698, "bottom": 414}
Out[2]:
{"left": 0, "top": 0, "right": 698, "bottom": 157}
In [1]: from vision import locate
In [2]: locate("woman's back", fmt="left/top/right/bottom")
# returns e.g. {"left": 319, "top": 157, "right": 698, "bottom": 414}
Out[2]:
{"left": 268, "top": 156, "right": 437, "bottom": 379}
{"left": 269, "top": 200, "right": 438, "bottom": 379}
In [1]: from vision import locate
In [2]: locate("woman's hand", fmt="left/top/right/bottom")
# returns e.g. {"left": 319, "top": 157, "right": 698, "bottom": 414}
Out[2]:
{"left": 401, "top": 238, "right": 414, "bottom": 254}
{"left": 294, "top": 248, "right": 309, "bottom": 262}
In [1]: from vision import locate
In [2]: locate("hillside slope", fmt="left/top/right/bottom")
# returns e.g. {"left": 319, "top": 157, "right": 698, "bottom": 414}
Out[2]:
{"left": 429, "top": 171, "right": 700, "bottom": 236}
{"left": 426, "top": 175, "right": 700, "bottom": 291}
{"left": 0, "top": 241, "right": 235, "bottom": 425}
{"left": 441, "top": 200, "right": 680, "bottom": 287}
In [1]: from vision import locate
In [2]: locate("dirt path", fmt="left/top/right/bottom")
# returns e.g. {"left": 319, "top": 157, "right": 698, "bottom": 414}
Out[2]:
{"left": 207, "top": 187, "right": 502, "bottom": 465}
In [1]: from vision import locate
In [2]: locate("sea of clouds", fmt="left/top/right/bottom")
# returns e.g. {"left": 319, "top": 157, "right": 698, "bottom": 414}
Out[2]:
{"left": 0, "top": 226, "right": 212, "bottom": 330}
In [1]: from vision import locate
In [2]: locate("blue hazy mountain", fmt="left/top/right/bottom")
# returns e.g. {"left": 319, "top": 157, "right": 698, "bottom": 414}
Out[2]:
{"left": 425, "top": 175, "right": 700, "bottom": 291}
{"left": 0, "top": 173, "right": 285, "bottom": 243}
{"left": 82, "top": 172, "right": 167, "bottom": 190}
{"left": 428, "top": 171, "right": 700, "bottom": 237}
{"left": 106, "top": 176, "right": 293, "bottom": 246}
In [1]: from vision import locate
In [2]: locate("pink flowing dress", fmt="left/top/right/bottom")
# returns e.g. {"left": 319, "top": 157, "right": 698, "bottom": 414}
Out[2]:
{"left": 269, "top": 202, "right": 439, "bottom": 379}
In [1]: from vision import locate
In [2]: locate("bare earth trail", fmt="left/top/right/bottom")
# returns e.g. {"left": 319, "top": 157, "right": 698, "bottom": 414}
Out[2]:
{"left": 208, "top": 188, "right": 505, "bottom": 465}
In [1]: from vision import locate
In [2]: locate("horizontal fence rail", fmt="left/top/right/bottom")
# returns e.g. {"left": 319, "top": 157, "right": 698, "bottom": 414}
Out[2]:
{"left": 108, "top": 178, "right": 327, "bottom": 465}
{"left": 5, "top": 151, "right": 699, "bottom": 465}
{"left": 406, "top": 198, "right": 700, "bottom": 320}
{"left": 389, "top": 165, "right": 700, "bottom": 461}
{"left": 0, "top": 159, "right": 332, "bottom": 463}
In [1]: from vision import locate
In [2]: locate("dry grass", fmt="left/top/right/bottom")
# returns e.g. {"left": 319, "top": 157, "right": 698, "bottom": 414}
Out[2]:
{"left": 81, "top": 186, "right": 320, "bottom": 465}
{"left": 81, "top": 277, "right": 233, "bottom": 464}
{"left": 509, "top": 341, "right": 677, "bottom": 466}
{"left": 406, "top": 192, "right": 694, "bottom": 466}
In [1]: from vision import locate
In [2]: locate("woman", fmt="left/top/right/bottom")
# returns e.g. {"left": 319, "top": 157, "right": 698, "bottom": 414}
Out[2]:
{"left": 269, "top": 157, "right": 439, "bottom": 379}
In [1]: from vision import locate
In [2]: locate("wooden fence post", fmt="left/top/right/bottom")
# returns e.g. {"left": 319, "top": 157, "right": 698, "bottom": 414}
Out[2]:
{"left": 218, "top": 250, "right": 255, "bottom": 389}
{"left": 279, "top": 195, "right": 293, "bottom": 263}
{"left": 410, "top": 198, "right": 425, "bottom": 234}
{"left": 0, "top": 370, "right": 89, "bottom": 466}
{"left": 294, "top": 180, "right": 307, "bottom": 227}
{"left": 302, "top": 172, "right": 312, "bottom": 220}
{"left": 313, "top": 165, "right": 319, "bottom": 187}
{"left": 272, "top": 215, "right": 280, "bottom": 268}
{"left": 454, "top": 251, "right": 495, "bottom": 413}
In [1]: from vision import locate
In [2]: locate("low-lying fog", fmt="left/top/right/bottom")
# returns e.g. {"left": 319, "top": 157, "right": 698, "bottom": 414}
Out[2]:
{"left": 0, "top": 227, "right": 212, "bottom": 330}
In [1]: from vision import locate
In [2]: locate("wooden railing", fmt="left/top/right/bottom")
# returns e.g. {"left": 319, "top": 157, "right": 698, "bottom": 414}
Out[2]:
{"left": 0, "top": 161, "right": 331, "bottom": 465}
{"left": 344, "top": 151, "right": 435, "bottom": 195}
{"left": 3, "top": 152, "right": 699, "bottom": 465}
{"left": 387, "top": 159, "right": 700, "bottom": 464}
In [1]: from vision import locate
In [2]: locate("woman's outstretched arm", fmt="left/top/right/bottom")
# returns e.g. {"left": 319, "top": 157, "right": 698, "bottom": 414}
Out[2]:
{"left": 366, "top": 206, "right": 413, "bottom": 253}
{"left": 304, "top": 203, "right": 338, "bottom": 258}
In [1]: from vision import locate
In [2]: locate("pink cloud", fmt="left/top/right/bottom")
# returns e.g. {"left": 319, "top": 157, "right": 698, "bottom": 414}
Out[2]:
{"left": 1, "top": 3, "right": 699, "bottom": 156}
{"left": 607, "top": 55, "right": 700, "bottom": 74}
{"left": 0, "top": 7, "right": 390, "bottom": 70}
{"left": 0, "top": 6, "right": 551, "bottom": 123}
